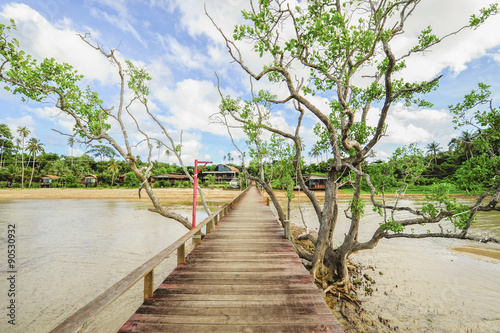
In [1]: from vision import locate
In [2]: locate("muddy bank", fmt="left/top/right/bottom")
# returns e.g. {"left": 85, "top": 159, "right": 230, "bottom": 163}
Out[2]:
{"left": 278, "top": 192, "right": 500, "bottom": 332}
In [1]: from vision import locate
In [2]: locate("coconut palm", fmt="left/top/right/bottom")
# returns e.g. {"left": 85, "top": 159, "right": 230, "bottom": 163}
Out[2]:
{"left": 309, "top": 144, "right": 322, "bottom": 164}
{"left": 426, "top": 141, "right": 442, "bottom": 164}
{"left": 48, "top": 160, "right": 72, "bottom": 177}
{"left": 68, "top": 137, "right": 75, "bottom": 167}
{"left": 165, "top": 149, "right": 171, "bottom": 164}
{"left": 156, "top": 140, "right": 162, "bottom": 162}
{"left": 16, "top": 126, "right": 30, "bottom": 188}
{"left": 458, "top": 131, "right": 476, "bottom": 160}
{"left": 108, "top": 161, "right": 119, "bottom": 187}
{"left": 27, "top": 138, "right": 45, "bottom": 187}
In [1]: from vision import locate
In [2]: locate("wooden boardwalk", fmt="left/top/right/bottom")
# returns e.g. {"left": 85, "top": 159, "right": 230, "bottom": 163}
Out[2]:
{"left": 118, "top": 187, "right": 343, "bottom": 333}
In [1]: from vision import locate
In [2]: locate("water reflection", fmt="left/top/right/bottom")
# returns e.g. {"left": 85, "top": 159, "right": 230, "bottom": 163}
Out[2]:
{"left": 0, "top": 199, "right": 209, "bottom": 333}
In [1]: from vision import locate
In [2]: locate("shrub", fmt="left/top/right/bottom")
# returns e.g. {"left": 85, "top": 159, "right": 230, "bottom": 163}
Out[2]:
{"left": 61, "top": 175, "right": 79, "bottom": 188}
{"left": 11, "top": 183, "right": 21, "bottom": 188}
{"left": 164, "top": 181, "right": 172, "bottom": 188}
{"left": 123, "top": 172, "right": 140, "bottom": 187}
{"left": 30, "top": 182, "right": 40, "bottom": 188}
{"left": 182, "top": 180, "right": 191, "bottom": 188}
{"left": 0, "top": 181, "right": 8, "bottom": 188}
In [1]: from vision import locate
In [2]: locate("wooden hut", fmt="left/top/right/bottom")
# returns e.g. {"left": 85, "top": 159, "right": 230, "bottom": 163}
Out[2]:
{"left": 39, "top": 175, "right": 59, "bottom": 187}
{"left": 201, "top": 164, "right": 240, "bottom": 183}
{"left": 302, "top": 174, "right": 328, "bottom": 190}
{"left": 151, "top": 173, "right": 190, "bottom": 185}
{"left": 82, "top": 175, "right": 98, "bottom": 187}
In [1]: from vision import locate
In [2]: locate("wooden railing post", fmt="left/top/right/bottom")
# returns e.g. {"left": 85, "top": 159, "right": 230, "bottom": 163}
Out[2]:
{"left": 177, "top": 243, "right": 185, "bottom": 265}
{"left": 144, "top": 270, "right": 154, "bottom": 301}
{"left": 207, "top": 219, "right": 212, "bottom": 234}
{"left": 193, "top": 230, "right": 202, "bottom": 246}
{"left": 284, "top": 220, "right": 291, "bottom": 240}
{"left": 48, "top": 187, "right": 250, "bottom": 333}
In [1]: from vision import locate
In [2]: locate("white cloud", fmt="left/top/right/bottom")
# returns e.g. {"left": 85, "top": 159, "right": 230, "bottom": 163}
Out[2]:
{"left": 0, "top": 3, "right": 118, "bottom": 85}
{"left": 153, "top": 79, "right": 232, "bottom": 136}
{"left": 2, "top": 115, "right": 36, "bottom": 138}
{"left": 392, "top": 0, "right": 500, "bottom": 81}
{"left": 367, "top": 103, "right": 453, "bottom": 146}
{"left": 27, "top": 106, "right": 76, "bottom": 134}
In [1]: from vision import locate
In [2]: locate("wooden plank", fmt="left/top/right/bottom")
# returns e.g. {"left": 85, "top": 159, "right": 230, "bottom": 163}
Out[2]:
{"left": 48, "top": 188, "right": 249, "bottom": 333}
{"left": 117, "top": 186, "right": 343, "bottom": 333}
{"left": 119, "top": 322, "right": 341, "bottom": 333}
{"left": 125, "top": 312, "right": 338, "bottom": 325}
{"left": 142, "top": 298, "right": 331, "bottom": 308}
{"left": 135, "top": 305, "right": 332, "bottom": 316}
{"left": 143, "top": 270, "right": 154, "bottom": 301}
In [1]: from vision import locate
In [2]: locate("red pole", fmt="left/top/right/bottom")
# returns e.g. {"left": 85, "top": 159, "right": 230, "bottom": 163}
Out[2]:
{"left": 192, "top": 160, "right": 198, "bottom": 228}
{"left": 192, "top": 160, "right": 211, "bottom": 228}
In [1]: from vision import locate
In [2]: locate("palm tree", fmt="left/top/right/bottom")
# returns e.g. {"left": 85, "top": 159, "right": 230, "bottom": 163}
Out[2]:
{"left": 309, "top": 144, "right": 322, "bottom": 164}
{"left": 48, "top": 160, "right": 72, "bottom": 177}
{"left": 108, "top": 161, "right": 119, "bottom": 187}
{"left": 156, "top": 140, "right": 162, "bottom": 162}
{"left": 68, "top": 137, "right": 75, "bottom": 167}
{"left": 458, "top": 131, "right": 475, "bottom": 160}
{"left": 14, "top": 137, "right": 21, "bottom": 168}
{"left": 27, "top": 138, "right": 45, "bottom": 187}
{"left": 16, "top": 126, "right": 30, "bottom": 188}
{"left": 426, "top": 141, "right": 442, "bottom": 164}
{"left": 165, "top": 149, "right": 171, "bottom": 164}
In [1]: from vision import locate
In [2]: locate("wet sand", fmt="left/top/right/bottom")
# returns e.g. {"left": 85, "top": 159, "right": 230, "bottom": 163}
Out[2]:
{"left": 452, "top": 246, "right": 500, "bottom": 261}
{"left": 0, "top": 187, "right": 238, "bottom": 202}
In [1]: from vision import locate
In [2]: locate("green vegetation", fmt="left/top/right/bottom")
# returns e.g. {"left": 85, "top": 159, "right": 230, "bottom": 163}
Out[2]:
{"left": 0, "top": 127, "right": 248, "bottom": 189}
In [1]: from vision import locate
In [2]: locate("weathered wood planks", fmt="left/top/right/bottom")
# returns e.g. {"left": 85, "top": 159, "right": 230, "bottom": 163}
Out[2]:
{"left": 118, "top": 186, "right": 343, "bottom": 333}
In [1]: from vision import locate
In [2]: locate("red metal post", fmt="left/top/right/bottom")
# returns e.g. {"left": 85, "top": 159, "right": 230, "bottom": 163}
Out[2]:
{"left": 192, "top": 159, "right": 211, "bottom": 228}
{"left": 192, "top": 160, "right": 198, "bottom": 228}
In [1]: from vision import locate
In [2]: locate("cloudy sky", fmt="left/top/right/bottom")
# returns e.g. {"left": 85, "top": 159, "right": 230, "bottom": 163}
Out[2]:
{"left": 0, "top": 0, "right": 499, "bottom": 165}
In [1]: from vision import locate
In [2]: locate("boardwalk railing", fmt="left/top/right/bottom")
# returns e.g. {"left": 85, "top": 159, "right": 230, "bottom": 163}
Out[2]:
{"left": 50, "top": 188, "right": 248, "bottom": 333}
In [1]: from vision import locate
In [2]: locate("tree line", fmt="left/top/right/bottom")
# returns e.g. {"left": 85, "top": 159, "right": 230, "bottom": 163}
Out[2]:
{"left": 0, "top": 124, "right": 244, "bottom": 189}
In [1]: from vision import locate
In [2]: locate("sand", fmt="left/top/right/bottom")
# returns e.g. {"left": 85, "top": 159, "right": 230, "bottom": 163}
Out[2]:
{"left": 0, "top": 187, "right": 240, "bottom": 202}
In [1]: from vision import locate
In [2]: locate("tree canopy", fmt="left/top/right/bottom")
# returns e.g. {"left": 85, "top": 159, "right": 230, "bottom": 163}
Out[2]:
{"left": 211, "top": 0, "right": 499, "bottom": 283}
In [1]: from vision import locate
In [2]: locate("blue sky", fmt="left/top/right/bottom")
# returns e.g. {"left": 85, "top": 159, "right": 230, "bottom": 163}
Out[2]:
{"left": 1, "top": 0, "right": 500, "bottom": 166}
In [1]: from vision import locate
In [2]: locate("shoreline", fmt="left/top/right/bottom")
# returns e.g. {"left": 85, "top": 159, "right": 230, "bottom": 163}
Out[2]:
{"left": 0, "top": 187, "right": 239, "bottom": 201}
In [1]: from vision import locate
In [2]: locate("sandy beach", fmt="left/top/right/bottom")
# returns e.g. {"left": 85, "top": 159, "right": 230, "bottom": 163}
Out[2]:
{"left": 0, "top": 187, "right": 240, "bottom": 202}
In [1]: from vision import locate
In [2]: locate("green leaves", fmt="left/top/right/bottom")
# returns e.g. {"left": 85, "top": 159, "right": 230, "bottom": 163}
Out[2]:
{"left": 411, "top": 26, "right": 439, "bottom": 52}
{"left": 0, "top": 20, "right": 110, "bottom": 138}
{"left": 422, "top": 183, "right": 473, "bottom": 230}
{"left": 379, "top": 219, "right": 404, "bottom": 233}
{"left": 125, "top": 60, "right": 151, "bottom": 100}
{"left": 469, "top": 3, "right": 499, "bottom": 29}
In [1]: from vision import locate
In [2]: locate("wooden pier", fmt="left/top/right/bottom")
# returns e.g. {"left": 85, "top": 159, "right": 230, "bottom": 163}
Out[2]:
{"left": 118, "top": 187, "right": 343, "bottom": 332}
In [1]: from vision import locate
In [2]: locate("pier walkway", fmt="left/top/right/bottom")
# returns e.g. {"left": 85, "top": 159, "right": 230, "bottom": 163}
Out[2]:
{"left": 118, "top": 186, "right": 343, "bottom": 332}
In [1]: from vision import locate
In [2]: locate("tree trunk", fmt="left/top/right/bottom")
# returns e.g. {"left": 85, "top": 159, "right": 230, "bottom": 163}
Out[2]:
{"left": 21, "top": 146, "right": 25, "bottom": 188}
{"left": 131, "top": 163, "right": 192, "bottom": 230}
{"left": 325, "top": 245, "right": 351, "bottom": 285}
{"left": 310, "top": 171, "right": 339, "bottom": 278}
{"left": 29, "top": 153, "right": 35, "bottom": 188}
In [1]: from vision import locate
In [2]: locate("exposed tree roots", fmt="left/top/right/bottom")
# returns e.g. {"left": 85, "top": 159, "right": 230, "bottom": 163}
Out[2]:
{"left": 291, "top": 224, "right": 397, "bottom": 332}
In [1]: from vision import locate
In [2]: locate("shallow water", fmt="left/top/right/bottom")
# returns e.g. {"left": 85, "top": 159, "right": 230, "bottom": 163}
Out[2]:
{"left": 276, "top": 193, "right": 500, "bottom": 332}
{"left": 0, "top": 199, "right": 214, "bottom": 333}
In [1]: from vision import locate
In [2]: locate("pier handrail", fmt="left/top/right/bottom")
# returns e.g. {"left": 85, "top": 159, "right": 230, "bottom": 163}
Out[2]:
{"left": 50, "top": 187, "right": 249, "bottom": 333}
